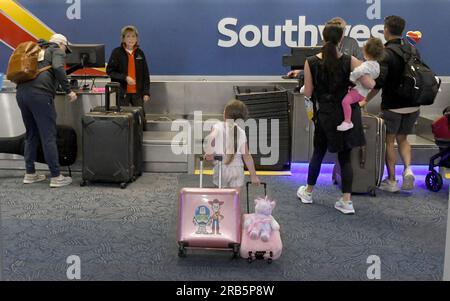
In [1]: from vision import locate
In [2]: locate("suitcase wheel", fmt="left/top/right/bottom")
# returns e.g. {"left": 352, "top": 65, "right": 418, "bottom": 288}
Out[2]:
{"left": 247, "top": 252, "right": 253, "bottom": 263}
{"left": 178, "top": 246, "right": 187, "bottom": 258}
{"left": 232, "top": 244, "right": 239, "bottom": 259}
{"left": 426, "top": 171, "right": 443, "bottom": 192}
{"left": 120, "top": 182, "right": 127, "bottom": 189}
{"left": 370, "top": 189, "right": 376, "bottom": 197}
{"left": 80, "top": 180, "right": 87, "bottom": 187}
{"left": 267, "top": 258, "right": 273, "bottom": 264}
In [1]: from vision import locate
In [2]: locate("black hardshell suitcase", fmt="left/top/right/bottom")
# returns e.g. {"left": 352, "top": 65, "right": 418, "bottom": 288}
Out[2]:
{"left": 332, "top": 112, "right": 386, "bottom": 196}
{"left": 81, "top": 83, "right": 136, "bottom": 189}
{"left": 91, "top": 104, "right": 144, "bottom": 177}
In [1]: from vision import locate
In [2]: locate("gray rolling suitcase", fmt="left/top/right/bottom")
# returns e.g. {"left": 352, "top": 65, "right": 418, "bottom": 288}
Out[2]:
{"left": 81, "top": 83, "right": 136, "bottom": 189}
{"left": 332, "top": 112, "right": 386, "bottom": 196}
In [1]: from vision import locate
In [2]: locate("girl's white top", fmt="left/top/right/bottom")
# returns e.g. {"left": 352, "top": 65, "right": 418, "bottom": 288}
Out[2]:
{"left": 350, "top": 60, "right": 380, "bottom": 97}
{"left": 208, "top": 121, "right": 247, "bottom": 167}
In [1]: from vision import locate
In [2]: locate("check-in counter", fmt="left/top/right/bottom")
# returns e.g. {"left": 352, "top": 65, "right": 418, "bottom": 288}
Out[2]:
{"left": 1, "top": 76, "right": 449, "bottom": 173}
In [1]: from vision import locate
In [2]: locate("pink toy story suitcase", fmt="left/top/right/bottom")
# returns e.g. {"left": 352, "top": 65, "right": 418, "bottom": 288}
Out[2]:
{"left": 240, "top": 182, "right": 282, "bottom": 263}
{"left": 177, "top": 156, "right": 241, "bottom": 258}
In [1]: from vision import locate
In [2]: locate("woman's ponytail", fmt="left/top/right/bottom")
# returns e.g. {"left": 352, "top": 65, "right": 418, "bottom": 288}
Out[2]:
{"left": 321, "top": 24, "right": 344, "bottom": 90}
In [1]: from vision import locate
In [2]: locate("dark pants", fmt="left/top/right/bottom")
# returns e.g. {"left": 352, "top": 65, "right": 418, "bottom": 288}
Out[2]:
{"left": 307, "top": 120, "right": 353, "bottom": 193}
{"left": 120, "top": 93, "right": 144, "bottom": 112}
{"left": 16, "top": 90, "right": 60, "bottom": 177}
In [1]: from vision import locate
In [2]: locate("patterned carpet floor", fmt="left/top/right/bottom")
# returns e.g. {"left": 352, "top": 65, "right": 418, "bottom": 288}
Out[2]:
{"left": 0, "top": 169, "right": 448, "bottom": 280}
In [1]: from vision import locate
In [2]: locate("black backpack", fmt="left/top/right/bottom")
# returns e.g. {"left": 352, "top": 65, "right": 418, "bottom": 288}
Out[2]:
{"left": 387, "top": 40, "right": 441, "bottom": 106}
{"left": 0, "top": 125, "right": 77, "bottom": 174}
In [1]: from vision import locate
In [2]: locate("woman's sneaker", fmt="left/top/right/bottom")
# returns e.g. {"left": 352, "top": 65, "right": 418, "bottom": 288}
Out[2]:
{"left": 337, "top": 121, "right": 354, "bottom": 131}
{"left": 401, "top": 169, "right": 415, "bottom": 190}
{"left": 334, "top": 198, "right": 355, "bottom": 214}
{"left": 297, "top": 185, "right": 313, "bottom": 204}
{"left": 23, "top": 173, "right": 46, "bottom": 184}
{"left": 50, "top": 175, "right": 72, "bottom": 188}
{"left": 379, "top": 178, "right": 400, "bottom": 193}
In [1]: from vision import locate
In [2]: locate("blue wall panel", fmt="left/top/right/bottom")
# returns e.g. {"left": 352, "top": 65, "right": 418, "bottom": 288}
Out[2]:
{"left": 1, "top": 0, "right": 449, "bottom": 75}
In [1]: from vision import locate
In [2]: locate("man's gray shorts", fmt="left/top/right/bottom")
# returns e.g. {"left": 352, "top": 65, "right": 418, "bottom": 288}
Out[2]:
{"left": 381, "top": 109, "right": 420, "bottom": 135}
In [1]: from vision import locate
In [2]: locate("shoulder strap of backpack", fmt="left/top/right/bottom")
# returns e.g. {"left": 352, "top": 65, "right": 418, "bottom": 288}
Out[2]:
{"left": 386, "top": 42, "right": 407, "bottom": 62}
{"left": 38, "top": 66, "right": 52, "bottom": 74}
{"left": 387, "top": 39, "right": 421, "bottom": 63}
{"left": 37, "top": 47, "right": 52, "bottom": 74}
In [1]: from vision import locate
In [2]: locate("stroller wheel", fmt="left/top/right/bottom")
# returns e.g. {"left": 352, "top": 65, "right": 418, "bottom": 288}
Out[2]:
{"left": 425, "top": 171, "right": 443, "bottom": 192}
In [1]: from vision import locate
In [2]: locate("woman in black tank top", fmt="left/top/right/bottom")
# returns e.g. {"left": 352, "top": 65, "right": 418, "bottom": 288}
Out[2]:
{"left": 296, "top": 24, "right": 375, "bottom": 215}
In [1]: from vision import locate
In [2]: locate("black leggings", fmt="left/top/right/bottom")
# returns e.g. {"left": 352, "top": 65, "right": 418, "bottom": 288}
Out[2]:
{"left": 307, "top": 127, "right": 353, "bottom": 194}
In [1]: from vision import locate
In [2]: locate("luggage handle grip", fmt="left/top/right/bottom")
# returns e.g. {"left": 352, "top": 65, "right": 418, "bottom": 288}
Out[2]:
{"left": 105, "top": 82, "right": 121, "bottom": 112}
{"left": 199, "top": 155, "right": 223, "bottom": 188}
{"left": 246, "top": 181, "right": 267, "bottom": 214}
{"left": 199, "top": 155, "right": 223, "bottom": 162}
{"left": 359, "top": 146, "right": 366, "bottom": 168}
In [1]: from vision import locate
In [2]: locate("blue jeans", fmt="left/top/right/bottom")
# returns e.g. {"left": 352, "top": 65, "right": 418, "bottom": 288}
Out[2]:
{"left": 212, "top": 219, "right": 220, "bottom": 233}
{"left": 16, "top": 89, "right": 60, "bottom": 177}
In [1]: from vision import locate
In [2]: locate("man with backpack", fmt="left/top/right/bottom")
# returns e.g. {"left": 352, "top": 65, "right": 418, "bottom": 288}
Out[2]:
{"left": 362, "top": 15, "right": 439, "bottom": 192}
{"left": 13, "top": 33, "right": 77, "bottom": 188}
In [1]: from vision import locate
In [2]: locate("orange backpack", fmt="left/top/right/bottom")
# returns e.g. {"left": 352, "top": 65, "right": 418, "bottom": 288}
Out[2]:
{"left": 6, "top": 41, "right": 51, "bottom": 84}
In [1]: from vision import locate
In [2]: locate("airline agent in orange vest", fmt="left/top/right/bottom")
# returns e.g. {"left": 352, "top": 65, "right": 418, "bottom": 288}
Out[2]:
{"left": 106, "top": 25, "right": 150, "bottom": 110}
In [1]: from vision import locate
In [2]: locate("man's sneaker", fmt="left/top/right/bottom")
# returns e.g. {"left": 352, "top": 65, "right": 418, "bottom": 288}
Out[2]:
{"left": 334, "top": 198, "right": 355, "bottom": 214}
{"left": 23, "top": 173, "right": 46, "bottom": 184}
{"left": 379, "top": 178, "right": 400, "bottom": 192}
{"left": 297, "top": 185, "right": 313, "bottom": 204}
{"left": 337, "top": 121, "right": 354, "bottom": 131}
{"left": 401, "top": 168, "right": 415, "bottom": 190}
{"left": 50, "top": 175, "right": 72, "bottom": 188}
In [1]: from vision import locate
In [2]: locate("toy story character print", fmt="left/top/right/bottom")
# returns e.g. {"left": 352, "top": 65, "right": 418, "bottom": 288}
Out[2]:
{"left": 208, "top": 199, "right": 224, "bottom": 235}
{"left": 193, "top": 205, "right": 212, "bottom": 234}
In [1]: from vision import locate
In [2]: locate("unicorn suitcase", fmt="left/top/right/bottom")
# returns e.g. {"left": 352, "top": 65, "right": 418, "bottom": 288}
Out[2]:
{"left": 177, "top": 156, "right": 241, "bottom": 258}
{"left": 240, "top": 182, "right": 283, "bottom": 263}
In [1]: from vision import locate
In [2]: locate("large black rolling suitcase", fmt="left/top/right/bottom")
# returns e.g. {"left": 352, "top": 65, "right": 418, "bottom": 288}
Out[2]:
{"left": 91, "top": 102, "right": 144, "bottom": 177}
{"left": 332, "top": 112, "right": 386, "bottom": 196}
{"left": 81, "top": 82, "right": 136, "bottom": 189}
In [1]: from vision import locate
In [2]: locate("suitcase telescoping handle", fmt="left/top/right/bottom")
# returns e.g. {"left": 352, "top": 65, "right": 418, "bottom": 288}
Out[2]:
{"left": 199, "top": 155, "right": 223, "bottom": 189}
{"left": 246, "top": 181, "right": 267, "bottom": 214}
{"left": 359, "top": 146, "right": 366, "bottom": 169}
{"left": 105, "top": 82, "right": 121, "bottom": 112}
